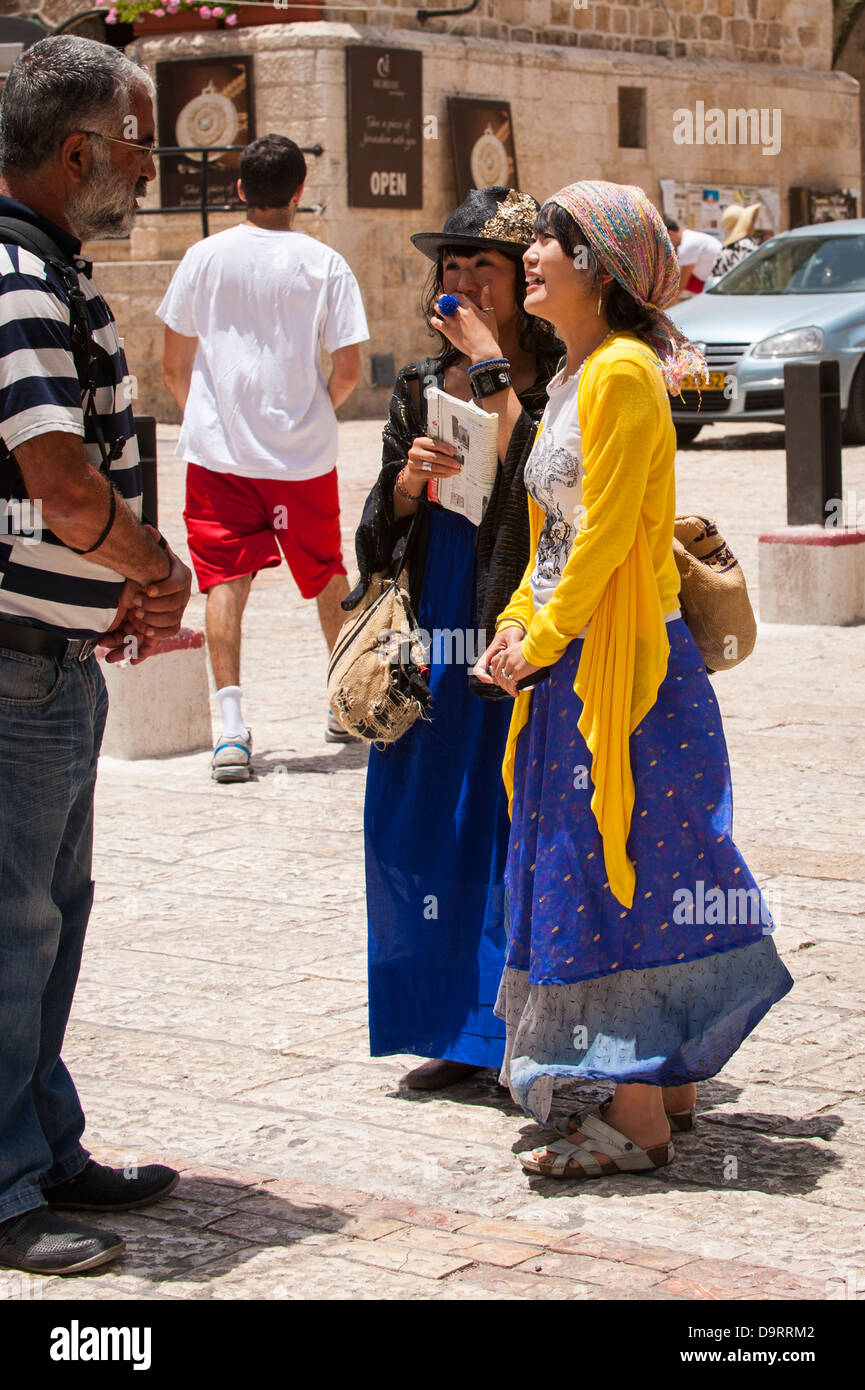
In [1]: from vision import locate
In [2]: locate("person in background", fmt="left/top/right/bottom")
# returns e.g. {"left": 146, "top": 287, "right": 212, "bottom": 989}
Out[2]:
{"left": 350, "top": 188, "right": 561, "bottom": 1090}
{"left": 0, "top": 36, "right": 191, "bottom": 1277}
{"left": 477, "top": 181, "right": 792, "bottom": 1180}
{"left": 664, "top": 216, "right": 723, "bottom": 301}
{"left": 711, "top": 203, "right": 762, "bottom": 279}
{"left": 160, "top": 135, "right": 369, "bottom": 779}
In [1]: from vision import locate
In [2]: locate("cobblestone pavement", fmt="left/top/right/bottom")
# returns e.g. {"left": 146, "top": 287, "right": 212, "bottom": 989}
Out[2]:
{"left": 20, "top": 419, "right": 865, "bottom": 1302}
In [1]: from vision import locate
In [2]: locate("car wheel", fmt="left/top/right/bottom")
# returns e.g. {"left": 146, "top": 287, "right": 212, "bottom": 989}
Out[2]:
{"left": 674, "top": 422, "right": 703, "bottom": 447}
{"left": 843, "top": 359, "right": 865, "bottom": 444}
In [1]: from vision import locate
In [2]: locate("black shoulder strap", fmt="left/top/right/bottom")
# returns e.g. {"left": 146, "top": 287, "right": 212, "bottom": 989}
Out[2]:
{"left": 0, "top": 217, "right": 120, "bottom": 489}
{"left": 0, "top": 218, "right": 91, "bottom": 389}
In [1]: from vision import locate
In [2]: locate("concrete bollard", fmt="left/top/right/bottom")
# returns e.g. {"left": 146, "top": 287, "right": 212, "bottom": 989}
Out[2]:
{"left": 96, "top": 627, "right": 213, "bottom": 759}
{"left": 758, "top": 526, "right": 865, "bottom": 625}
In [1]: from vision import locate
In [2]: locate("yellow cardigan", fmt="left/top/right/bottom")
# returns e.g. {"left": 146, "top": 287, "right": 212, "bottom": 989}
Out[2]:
{"left": 497, "top": 332, "right": 680, "bottom": 909}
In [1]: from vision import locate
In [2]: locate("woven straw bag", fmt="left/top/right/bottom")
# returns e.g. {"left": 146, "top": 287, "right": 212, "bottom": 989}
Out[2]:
{"left": 327, "top": 526, "right": 432, "bottom": 743}
{"left": 672, "top": 515, "right": 757, "bottom": 673}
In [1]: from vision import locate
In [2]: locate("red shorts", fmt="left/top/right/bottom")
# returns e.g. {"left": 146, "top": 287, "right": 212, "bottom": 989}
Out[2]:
{"left": 184, "top": 462, "right": 346, "bottom": 598}
{"left": 685, "top": 273, "right": 705, "bottom": 294}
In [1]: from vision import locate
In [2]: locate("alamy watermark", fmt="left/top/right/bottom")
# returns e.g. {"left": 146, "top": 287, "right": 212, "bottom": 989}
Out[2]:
{"left": 50, "top": 1321, "right": 151, "bottom": 1371}
{"left": 673, "top": 878, "right": 778, "bottom": 931}
{"left": 1, "top": 497, "right": 42, "bottom": 546}
{"left": 1, "top": 1271, "right": 43, "bottom": 1300}
{"left": 377, "top": 626, "right": 487, "bottom": 668}
{"left": 673, "top": 102, "right": 781, "bottom": 157}
{"left": 825, "top": 491, "right": 865, "bottom": 533}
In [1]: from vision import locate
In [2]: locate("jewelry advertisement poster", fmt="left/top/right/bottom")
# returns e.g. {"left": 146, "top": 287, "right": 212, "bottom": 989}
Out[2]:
{"left": 156, "top": 56, "right": 254, "bottom": 211}
{"left": 447, "top": 98, "right": 518, "bottom": 205}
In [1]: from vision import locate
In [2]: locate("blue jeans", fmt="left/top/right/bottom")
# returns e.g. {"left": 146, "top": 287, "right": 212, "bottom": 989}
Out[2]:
{"left": 0, "top": 635, "right": 108, "bottom": 1221}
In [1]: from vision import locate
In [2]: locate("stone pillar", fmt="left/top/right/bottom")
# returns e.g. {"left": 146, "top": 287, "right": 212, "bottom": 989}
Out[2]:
{"left": 758, "top": 527, "right": 865, "bottom": 625}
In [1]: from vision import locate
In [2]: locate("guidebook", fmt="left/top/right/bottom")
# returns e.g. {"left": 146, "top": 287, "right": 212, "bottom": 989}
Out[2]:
{"left": 425, "top": 387, "right": 499, "bottom": 528}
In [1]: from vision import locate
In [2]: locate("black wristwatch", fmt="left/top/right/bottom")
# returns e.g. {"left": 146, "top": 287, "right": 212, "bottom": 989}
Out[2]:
{"left": 469, "top": 365, "right": 512, "bottom": 400}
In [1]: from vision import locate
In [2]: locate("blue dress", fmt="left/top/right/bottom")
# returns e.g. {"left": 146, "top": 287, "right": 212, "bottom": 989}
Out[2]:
{"left": 365, "top": 507, "right": 512, "bottom": 1067}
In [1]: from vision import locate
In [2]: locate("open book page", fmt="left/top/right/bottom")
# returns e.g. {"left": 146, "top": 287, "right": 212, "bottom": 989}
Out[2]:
{"left": 426, "top": 387, "right": 499, "bottom": 528}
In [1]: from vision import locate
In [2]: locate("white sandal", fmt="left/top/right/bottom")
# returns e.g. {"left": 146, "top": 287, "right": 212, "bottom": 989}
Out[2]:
{"left": 554, "top": 1101, "right": 696, "bottom": 1138}
{"left": 520, "top": 1112, "right": 674, "bottom": 1180}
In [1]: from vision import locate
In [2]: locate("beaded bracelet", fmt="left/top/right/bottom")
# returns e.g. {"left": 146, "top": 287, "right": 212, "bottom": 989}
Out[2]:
{"left": 467, "top": 357, "right": 510, "bottom": 375}
{"left": 395, "top": 468, "right": 425, "bottom": 501}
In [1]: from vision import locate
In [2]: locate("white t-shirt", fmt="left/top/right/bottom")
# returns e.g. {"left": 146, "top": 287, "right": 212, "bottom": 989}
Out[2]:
{"left": 677, "top": 228, "right": 723, "bottom": 282}
{"left": 525, "top": 363, "right": 586, "bottom": 611}
{"left": 157, "top": 224, "right": 369, "bottom": 480}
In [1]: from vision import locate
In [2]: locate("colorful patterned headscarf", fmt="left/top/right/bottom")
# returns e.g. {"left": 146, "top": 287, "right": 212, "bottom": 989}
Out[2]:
{"left": 549, "top": 180, "right": 709, "bottom": 395}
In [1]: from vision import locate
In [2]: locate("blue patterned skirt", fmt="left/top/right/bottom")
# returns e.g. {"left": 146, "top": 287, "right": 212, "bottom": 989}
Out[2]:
{"left": 496, "top": 620, "right": 793, "bottom": 1119}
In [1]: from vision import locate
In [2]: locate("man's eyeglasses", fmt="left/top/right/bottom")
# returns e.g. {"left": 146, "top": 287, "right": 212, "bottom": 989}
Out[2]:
{"left": 80, "top": 130, "right": 157, "bottom": 156}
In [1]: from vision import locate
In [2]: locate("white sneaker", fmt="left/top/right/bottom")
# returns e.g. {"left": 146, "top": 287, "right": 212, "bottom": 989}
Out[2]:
{"left": 324, "top": 709, "right": 359, "bottom": 744}
{"left": 211, "top": 729, "right": 253, "bottom": 782}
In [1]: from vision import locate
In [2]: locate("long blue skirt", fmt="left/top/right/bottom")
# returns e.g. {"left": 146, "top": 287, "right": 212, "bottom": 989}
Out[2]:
{"left": 496, "top": 620, "right": 793, "bottom": 1118}
{"left": 365, "top": 508, "right": 511, "bottom": 1067}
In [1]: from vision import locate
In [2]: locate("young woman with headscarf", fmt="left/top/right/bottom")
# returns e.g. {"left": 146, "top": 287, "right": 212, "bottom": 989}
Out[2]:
{"left": 348, "top": 188, "right": 561, "bottom": 1090}
{"left": 474, "top": 181, "right": 793, "bottom": 1179}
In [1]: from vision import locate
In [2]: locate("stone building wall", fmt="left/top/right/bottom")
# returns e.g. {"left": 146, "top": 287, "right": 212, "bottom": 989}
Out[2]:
{"left": 0, "top": 0, "right": 99, "bottom": 33}
{"left": 337, "top": 0, "right": 833, "bottom": 71}
{"left": 0, "top": 0, "right": 836, "bottom": 71}
{"left": 835, "top": 6, "right": 865, "bottom": 190}
{"left": 110, "top": 20, "right": 859, "bottom": 422}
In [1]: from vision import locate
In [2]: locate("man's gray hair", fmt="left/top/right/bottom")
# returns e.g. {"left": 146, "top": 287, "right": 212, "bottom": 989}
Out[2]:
{"left": 0, "top": 35, "right": 154, "bottom": 175}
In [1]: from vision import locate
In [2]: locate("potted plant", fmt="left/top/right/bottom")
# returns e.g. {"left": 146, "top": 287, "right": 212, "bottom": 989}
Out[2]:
{"left": 98, "top": 0, "right": 323, "bottom": 36}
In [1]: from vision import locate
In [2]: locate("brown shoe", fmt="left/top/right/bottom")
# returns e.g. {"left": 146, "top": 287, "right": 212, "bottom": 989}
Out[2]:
{"left": 403, "top": 1059, "right": 482, "bottom": 1090}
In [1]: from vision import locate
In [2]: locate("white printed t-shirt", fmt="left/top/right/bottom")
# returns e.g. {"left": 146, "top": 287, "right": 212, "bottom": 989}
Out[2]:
{"left": 524, "top": 362, "right": 587, "bottom": 612}
{"left": 524, "top": 359, "right": 679, "bottom": 632}
{"left": 157, "top": 224, "right": 369, "bottom": 480}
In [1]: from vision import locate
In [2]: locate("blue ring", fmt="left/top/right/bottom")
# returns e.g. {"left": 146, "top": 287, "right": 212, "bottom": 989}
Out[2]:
{"left": 437, "top": 294, "right": 459, "bottom": 317}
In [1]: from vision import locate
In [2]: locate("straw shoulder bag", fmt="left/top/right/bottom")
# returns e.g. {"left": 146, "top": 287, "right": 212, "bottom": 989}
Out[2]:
{"left": 327, "top": 513, "right": 432, "bottom": 743}
{"left": 672, "top": 515, "right": 757, "bottom": 673}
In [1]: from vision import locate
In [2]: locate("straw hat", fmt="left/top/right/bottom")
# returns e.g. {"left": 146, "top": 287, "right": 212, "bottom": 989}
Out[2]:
{"left": 721, "top": 203, "right": 762, "bottom": 247}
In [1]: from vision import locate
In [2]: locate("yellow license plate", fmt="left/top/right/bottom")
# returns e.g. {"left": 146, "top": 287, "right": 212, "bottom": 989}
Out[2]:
{"left": 680, "top": 371, "right": 726, "bottom": 391}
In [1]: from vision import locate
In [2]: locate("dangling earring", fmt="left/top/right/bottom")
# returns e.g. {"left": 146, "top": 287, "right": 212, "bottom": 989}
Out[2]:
{"left": 597, "top": 287, "right": 603, "bottom": 317}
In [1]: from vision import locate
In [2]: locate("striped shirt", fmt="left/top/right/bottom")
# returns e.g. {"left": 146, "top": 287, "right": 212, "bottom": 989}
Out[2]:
{"left": 0, "top": 198, "right": 141, "bottom": 637}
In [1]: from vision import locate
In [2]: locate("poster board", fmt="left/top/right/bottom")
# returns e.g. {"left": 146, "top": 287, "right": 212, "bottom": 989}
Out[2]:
{"left": 659, "top": 179, "right": 780, "bottom": 240}
{"left": 345, "top": 47, "right": 422, "bottom": 209}
{"left": 447, "top": 97, "right": 518, "bottom": 204}
{"left": 156, "top": 56, "right": 253, "bottom": 211}
{"left": 789, "top": 187, "right": 858, "bottom": 226}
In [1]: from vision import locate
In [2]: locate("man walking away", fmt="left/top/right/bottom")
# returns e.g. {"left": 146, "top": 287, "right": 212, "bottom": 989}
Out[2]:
{"left": 160, "top": 135, "right": 369, "bottom": 780}
{"left": 0, "top": 36, "right": 192, "bottom": 1277}
{"left": 664, "top": 216, "right": 723, "bottom": 302}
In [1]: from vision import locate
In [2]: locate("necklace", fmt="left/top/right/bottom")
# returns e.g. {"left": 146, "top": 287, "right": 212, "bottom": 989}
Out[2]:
{"left": 561, "top": 329, "right": 615, "bottom": 382}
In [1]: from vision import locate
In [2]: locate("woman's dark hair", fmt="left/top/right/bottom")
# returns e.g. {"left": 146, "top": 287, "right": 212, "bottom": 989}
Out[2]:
{"left": 420, "top": 244, "right": 562, "bottom": 365}
{"left": 240, "top": 134, "right": 307, "bottom": 209}
{"left": 533, "top": 202, "right": 657, "bottom": 339}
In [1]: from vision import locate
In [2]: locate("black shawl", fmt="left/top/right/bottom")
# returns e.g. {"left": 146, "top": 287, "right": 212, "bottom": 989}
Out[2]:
{"left": 344, "top": 350, "right": 561, "bottom": 637}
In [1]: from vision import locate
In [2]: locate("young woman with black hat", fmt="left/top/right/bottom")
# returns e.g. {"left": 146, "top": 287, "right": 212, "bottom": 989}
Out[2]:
{"left": 347, "top": 187, "right": 561, "bottom": 1090}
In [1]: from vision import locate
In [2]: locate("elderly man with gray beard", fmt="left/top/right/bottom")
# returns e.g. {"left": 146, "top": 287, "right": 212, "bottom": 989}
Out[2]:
{"left": 0, "top": 36, "right": 192, "bottom": 1276}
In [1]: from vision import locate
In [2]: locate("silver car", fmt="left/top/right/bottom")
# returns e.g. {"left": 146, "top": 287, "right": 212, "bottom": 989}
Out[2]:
{"left": 668, "top": 218, "right": 865, "bottom": 445}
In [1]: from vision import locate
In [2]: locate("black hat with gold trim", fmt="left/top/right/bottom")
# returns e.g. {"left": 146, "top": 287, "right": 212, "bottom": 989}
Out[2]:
{"left": 410, "top": 186, "right": 539, "bottom": 261}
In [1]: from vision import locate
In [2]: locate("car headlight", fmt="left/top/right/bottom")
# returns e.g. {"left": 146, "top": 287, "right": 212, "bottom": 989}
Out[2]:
{"left": 752, "top": 327, "right": 824, "bottom": 358}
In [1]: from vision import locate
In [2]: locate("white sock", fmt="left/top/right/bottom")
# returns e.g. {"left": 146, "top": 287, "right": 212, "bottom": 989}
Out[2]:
{"left": 216, "top": 686, "right": 248, "bottom": 741}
